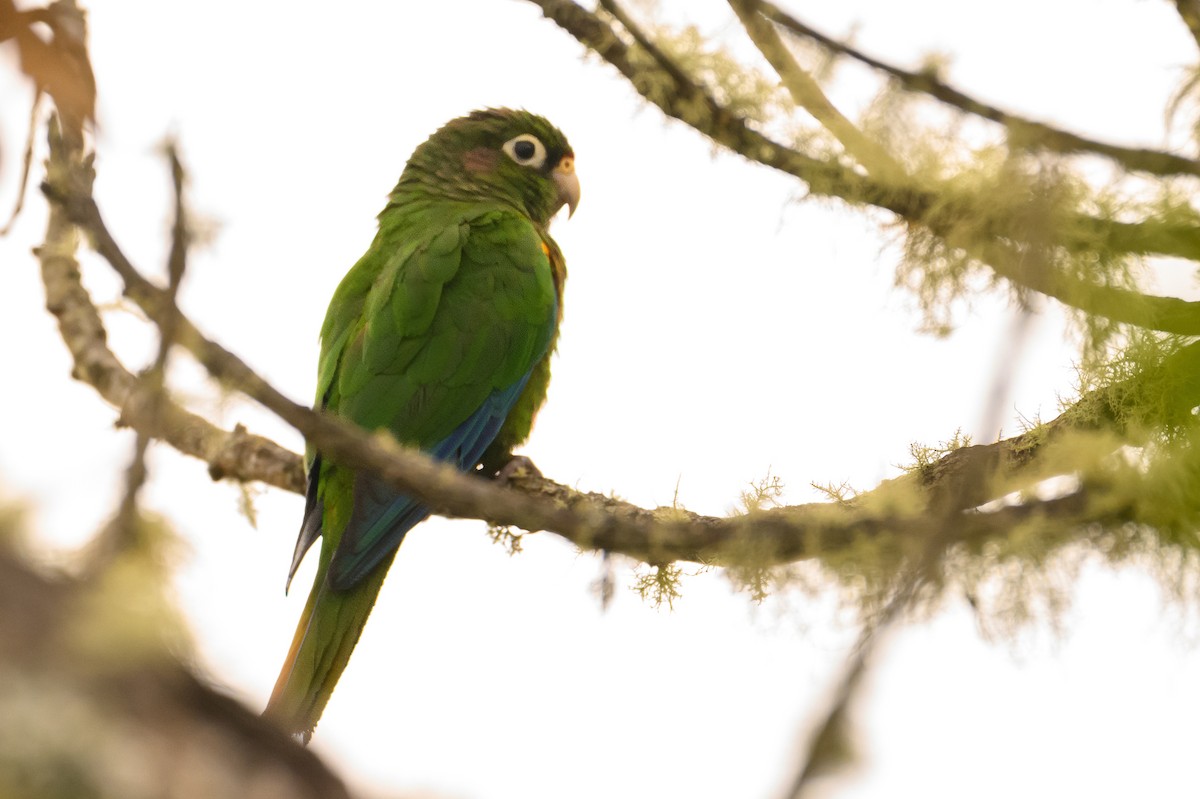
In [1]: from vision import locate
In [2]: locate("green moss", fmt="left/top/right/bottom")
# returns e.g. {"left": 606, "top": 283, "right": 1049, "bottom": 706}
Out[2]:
{"left": 900, "top": 428, "right": 971, "bottom": 480}
{"left": 737, "top": 468, "right": 785, "bottom": 514}
{"left": 485, "top": 523, "right": 524, "bottom": 556}
{"left": 631, "top": 563, "right": 684, "bottom": 610}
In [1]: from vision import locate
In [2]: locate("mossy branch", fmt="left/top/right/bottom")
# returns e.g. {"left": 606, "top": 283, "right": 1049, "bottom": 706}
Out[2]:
{"left": 758, "top": 1, "right": 1200, "bottom": 180}
{"left": 727, "top": 0, "right": 905, "bottom": 181}
{"left": 526, "top": 0, "right": 1200, "bottom": 336}
{"left": 41, "top": 122, "right": 1200, "bottom": 579}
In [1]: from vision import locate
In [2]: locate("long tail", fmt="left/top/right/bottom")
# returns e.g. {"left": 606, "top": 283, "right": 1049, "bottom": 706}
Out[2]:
{"left": 264, "top": 550, "right": 397, "bottom": 742}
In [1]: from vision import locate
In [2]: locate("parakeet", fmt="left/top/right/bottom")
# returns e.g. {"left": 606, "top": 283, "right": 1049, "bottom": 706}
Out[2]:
{"left": 265, "top": 108, "right": 579, "bottom": 741}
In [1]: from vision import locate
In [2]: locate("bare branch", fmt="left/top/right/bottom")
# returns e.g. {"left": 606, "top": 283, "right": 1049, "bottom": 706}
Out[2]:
{"left": 36, "top": 134, "right": 304, "bottom": 494}
{"left": 93, "top": 141, "right": 192, "bottom": 568}
{"left": 759, "top": 1, "right": 1200, "bottom": 180}
{"left": 37, "top": 246, "right": 304, "bottom": 493}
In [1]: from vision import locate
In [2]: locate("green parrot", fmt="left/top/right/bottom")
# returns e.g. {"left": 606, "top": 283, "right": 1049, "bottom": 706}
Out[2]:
{"left": 265, "top": 108, "right": 579, "bottom": 741}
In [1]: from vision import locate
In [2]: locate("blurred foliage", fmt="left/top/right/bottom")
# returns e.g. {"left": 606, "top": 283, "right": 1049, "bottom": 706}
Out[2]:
{"left": 0, "top": 491, "right": 350, "bottom": 798}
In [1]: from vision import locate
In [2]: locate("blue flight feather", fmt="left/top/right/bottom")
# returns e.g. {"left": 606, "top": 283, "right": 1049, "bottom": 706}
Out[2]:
{"left": 325, "top": 372, "right": 533, "bottom": 589}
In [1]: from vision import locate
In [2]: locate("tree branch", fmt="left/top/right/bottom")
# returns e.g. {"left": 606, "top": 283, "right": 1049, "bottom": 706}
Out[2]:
{"left": 43, "top": 103, "right": 1200, "bottom": 576}
{"left": 44, "top": 132, "right": 1192, "bottom": 580}
{"left": 758, "top": 1, "right": 1200, "bottom": 180}
{"left": 25, "top": 118, "right": 352, "bottom": 799}
{"left": 1174, "top": 0, "right": 1200, "bottom": 55}
{"left": 92, "top": 143, "right": 190, "bottom": 568}
{"left": 22, "top": 4, "right": 1199, "bottom": 793}
{"left": 527, "top": 0, "right": 1200, "bottom": 265}
{"left": 524, "top": 0, "right": 1200, "bottom": 337}
{"left": 36, "top": 137, "right": 304, "bottom": 494}
{"left": 727, "top": 0, "right": 905, "bottom": 181}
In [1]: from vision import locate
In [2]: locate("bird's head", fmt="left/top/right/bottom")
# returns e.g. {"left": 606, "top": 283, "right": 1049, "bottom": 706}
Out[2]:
{"left": 398, "top": 108, "right": 579, "bottom": 226}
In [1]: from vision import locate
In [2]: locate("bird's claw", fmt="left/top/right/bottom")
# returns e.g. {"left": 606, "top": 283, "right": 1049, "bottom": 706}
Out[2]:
{"left": 497, "top": 455, "right": 542, "bottom": 485}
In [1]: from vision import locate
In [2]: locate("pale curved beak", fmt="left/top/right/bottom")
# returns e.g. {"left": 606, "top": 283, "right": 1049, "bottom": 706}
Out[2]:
{"left": 553, "top": 154, "right": 580, "bottom": 218}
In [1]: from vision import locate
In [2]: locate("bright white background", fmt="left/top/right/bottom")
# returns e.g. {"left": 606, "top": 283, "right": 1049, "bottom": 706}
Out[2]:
{"left": 2, "top": 2, "right": 1200, "bottom": 797}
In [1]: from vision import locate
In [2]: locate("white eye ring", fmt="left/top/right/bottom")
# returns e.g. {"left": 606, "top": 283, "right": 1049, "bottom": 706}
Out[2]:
{"left": 502, "top": 134, "right": 547, "bottom": 169}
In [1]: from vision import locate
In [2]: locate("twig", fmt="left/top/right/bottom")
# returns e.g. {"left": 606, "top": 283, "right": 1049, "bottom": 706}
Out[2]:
{"left": 0, "top": 89, "right": 41, "bottom": 235}
{"left": 36, "top": 132, "right": 304, "bottom": 494}
{"left": 783, "top": 581, "right": 902, "bottom": 796}
{"left": 93, "top": 142, "right": 192, "bottom": 566}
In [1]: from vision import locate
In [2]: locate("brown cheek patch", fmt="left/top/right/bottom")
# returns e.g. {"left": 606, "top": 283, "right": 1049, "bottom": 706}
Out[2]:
{"left": 463, "top": 147, "right": 499, "bottom": 173}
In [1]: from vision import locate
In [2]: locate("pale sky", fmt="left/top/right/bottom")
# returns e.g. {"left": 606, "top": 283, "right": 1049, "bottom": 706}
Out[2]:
{"left": 2, "top": 2, "right": 1200, "bottom": 797}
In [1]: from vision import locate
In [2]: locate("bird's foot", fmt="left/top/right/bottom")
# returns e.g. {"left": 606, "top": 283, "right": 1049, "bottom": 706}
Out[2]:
{"left": 496, "top": 455, "right": 542, "bottom": 485}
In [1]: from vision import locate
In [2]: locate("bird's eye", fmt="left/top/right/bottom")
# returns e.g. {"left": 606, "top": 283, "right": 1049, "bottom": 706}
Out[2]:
{"left": 502, "top": 134, "right": 547, "bottom": 169}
